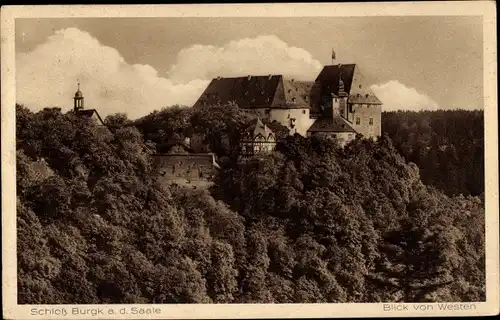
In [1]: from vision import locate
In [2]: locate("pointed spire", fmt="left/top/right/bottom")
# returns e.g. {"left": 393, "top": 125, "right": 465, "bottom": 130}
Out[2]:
{"left": 74, "top": 80, "right": 84, "bottom": 111}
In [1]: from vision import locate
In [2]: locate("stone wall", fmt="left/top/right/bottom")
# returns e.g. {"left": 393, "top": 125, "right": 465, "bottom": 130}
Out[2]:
{"left": 350, "top": 103, "right": 382, "bottom": 139}
{"left": 152, "top": 154, "right": 218, "bottom": 187}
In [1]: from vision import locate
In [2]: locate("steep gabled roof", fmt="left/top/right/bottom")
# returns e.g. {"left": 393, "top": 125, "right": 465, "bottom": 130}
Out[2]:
{"left": 194, "top": 75, "right": 314, "bottom": 110}
{"left": 243, "top": 118, "right": 290, "bottom": 141}
{"left": 194, "top": 75, "right": 282, "bottom": 109}
{"left": 307, "top": 116, "right": 356, "bottom": 133}
{"left": 313, "top": 64, "right": 382, "bottom": 105}
{"left": 271, "top": 79, "right": 313, "bottom": 109}
{"left": 76, "top": 109, "right": 106, "bottom": 125}
{"left": 253, "top": 118, "right": 274, "bottom": 139}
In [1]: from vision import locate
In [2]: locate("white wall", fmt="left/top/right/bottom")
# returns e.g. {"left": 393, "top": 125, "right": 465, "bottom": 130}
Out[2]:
{"left": 269, "top": 108, "right": 315, "bottom": 136}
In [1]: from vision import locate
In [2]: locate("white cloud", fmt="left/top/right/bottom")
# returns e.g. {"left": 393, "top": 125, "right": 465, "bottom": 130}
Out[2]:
{"left": 17, "top": 30, "right": 322, "bottom": 119}
{"left": 16, "top": 28, "right": 209, "bottom": 119}
{"left": 371, "top": 80, "right": 440, "bottom": 112}
{"left": 168, "top": 35, "right": 322, "bottom": 82}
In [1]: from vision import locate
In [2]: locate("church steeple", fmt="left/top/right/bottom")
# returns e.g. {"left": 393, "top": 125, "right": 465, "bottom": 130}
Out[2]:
{"left": 74, "top": 81, "right": 84, "bottom": 111}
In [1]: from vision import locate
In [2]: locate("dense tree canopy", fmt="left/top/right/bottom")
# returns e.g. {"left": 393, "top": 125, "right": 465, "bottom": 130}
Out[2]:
{"left": 16, "top": 104, "right": 485, "bottom": 304}
{"left": 382, "top": 110, "right": 484, "bottom": 197}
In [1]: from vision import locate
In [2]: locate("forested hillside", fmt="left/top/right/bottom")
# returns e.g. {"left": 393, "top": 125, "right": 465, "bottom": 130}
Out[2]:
{"left": 382, "top": 110, "right": 484, "bottom": 197}
{"left": 16, "top": 104, "right": 485, "bottom": 304}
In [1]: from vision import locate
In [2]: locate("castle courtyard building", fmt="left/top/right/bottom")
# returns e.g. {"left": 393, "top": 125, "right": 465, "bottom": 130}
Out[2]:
{"left": 194, "top": 60, "right": 383, "bottom": 148}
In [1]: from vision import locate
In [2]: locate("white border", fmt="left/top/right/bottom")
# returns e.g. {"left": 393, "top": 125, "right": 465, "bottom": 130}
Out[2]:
{"left": 2, "top": 2, "right": 498, "bottom": 319}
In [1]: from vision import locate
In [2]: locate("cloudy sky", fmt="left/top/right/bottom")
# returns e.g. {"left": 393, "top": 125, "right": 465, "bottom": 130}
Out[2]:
{"left": 16, "top": 16, "right": 483, "bottom": 119}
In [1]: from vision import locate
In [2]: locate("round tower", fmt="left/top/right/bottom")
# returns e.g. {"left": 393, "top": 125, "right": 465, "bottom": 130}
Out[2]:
{"left": 74, "top": 82, "right": 84, "bottom": 111}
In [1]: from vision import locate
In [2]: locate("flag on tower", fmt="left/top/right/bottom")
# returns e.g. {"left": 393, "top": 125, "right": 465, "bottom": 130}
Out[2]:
{"left": 331, "top": 49, "right": 336, "bottom": 60}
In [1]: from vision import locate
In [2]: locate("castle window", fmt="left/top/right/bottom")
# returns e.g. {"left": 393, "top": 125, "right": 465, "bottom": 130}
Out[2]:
{"left": 292, "top": 97, "right": 296, "bottom": 102}
{"left": 369, "top": 117, "right": 374, "bottom": 125}
{"left": 356, "top": 117, "right": 361, "bottom": 125}
{"left": 302, "top": 110, "right": 306, "bottom": 114}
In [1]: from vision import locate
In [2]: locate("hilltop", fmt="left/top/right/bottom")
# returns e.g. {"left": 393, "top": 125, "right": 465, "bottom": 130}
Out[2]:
{"left": 16, "top": 103, "right": 485, "bottom": 303}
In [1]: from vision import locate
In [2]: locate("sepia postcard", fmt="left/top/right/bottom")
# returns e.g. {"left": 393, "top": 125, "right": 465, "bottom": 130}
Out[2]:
{"left": 2, "top": 2, "right": 499, "bottom": 319}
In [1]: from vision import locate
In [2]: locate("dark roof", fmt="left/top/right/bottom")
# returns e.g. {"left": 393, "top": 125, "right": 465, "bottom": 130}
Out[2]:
{"left": 193, "top": 75, "right": 313, "bottom": 110}
{"left": 76, "top": 109, "right": 105, "bottom": 125}
{"left": 307, "top": 116, "right": 356, "bottom": 133}
{"left": 272, "top": 79, "right": 313, "bottom": 109}
{"left": 152, "top": 153, "right": 220, "bottom": 169}
{"left": 315, "top": 64, "right": 357, "bottom": 94}
{"left": 194, "top": 75, "right": 281, "bottom": 109}
{"left": 311, "top": 64, "right": 382, "bottom": 114}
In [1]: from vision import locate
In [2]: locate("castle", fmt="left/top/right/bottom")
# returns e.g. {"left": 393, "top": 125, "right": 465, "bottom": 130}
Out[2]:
{"left": 193, "top": 63, "right": 382, "bottom": 148}
{"left": 69, "top": 59, "right": 383, "bottom": 187}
